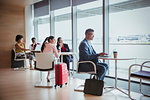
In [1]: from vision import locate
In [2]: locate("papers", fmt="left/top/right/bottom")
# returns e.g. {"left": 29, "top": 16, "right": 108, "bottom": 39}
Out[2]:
{"left": 100, "top": 55, "right": 111, "bottom": 58}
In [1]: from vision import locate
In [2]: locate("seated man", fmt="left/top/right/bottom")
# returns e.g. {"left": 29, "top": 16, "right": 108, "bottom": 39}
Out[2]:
{"left": 79, "top": 28, "right": 108, "bottom": 80}
{"left": 29, "top": 37, "right": 40, "bottom": 70}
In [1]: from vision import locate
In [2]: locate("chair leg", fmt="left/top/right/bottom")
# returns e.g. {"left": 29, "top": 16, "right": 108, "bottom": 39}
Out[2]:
{"left": 128, "top": 76, "right": 135, "bottom": 100}
{"left": 34, "top": 72, "right": 52, "bottom": 88}
{"left": 40, "top": 72, "right": 42, "bottom": 82}
{"left": 140, "top": 79, "right": 150, "bottom": 97}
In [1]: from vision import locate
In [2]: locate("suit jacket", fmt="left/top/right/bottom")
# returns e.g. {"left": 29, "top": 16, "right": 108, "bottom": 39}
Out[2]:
{"left": 78, "top": 39, "right": 99, "bottom": 72}
{"left": 56, "top": 43, "right": 71, "bottom": 61}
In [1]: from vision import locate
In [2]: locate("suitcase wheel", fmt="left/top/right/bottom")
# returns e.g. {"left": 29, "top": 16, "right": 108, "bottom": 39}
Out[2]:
{"left": 54, "top": 85, "right": 57, "bottom": 88}
{"left": 65, "top": 83, "right": 67, "bottom": 85}
{"left": 60, "top": 85, "right": 62, "bottom": 88}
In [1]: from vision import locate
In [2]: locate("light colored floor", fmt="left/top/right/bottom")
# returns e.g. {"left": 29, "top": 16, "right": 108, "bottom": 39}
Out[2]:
{"left": 0, "top": 68, "right": 149, "bottom": 100}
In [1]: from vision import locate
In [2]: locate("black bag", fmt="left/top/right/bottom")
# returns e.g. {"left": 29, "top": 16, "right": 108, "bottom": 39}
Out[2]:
{"left": 84, "top": 76, "right": 104, "bottom": 96}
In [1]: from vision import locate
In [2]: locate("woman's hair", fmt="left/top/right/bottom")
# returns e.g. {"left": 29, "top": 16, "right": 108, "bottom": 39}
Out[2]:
{"left": 41, "top": 36, "right": 54, "bottom": 52}
{"left": 57, "top": 37, "right": 62, "bottom": 46}
{"left": 15, "top": 35, "right": 23, "bottom": 42}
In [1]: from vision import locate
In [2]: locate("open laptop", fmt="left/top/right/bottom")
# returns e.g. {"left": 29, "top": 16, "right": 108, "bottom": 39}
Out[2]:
{"left": 34, "top": 44, "right": 41, "bottom": 51}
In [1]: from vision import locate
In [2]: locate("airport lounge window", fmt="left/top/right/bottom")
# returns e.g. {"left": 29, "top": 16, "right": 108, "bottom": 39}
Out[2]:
{"left": 54, "top": 7, "right": 72, "bottom": 49}
{"left": 37, "top": 15, "right": 50, "bottom": 43}
{"left": 77, "top": 0, "right": 103, "bottom": 53}
{"left": 109, "top": 0, "right": 150, "bottom": 82}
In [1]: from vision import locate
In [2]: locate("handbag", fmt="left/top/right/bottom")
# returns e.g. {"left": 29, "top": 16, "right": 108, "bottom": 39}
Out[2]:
{"left": 84, "top": 75, "right": 104, "bottom": 96}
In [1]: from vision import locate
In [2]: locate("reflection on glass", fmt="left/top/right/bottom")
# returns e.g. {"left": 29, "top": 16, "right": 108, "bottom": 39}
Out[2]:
{"left": 37, "top": 15, "right": 50, "bottom": 43}
{"left": 77, "top": 0, "right": 103, "bottom": 53}
{"left": 54, "top": 7, "right": 72, "bottom": 49}
{"left": 109, "top": 0, "right": 150, "bottom": 80}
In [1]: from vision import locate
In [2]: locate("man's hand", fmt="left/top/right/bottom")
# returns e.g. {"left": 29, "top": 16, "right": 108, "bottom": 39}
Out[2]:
{"left": 99, "top": 52, "right": 108, "bottom": 56}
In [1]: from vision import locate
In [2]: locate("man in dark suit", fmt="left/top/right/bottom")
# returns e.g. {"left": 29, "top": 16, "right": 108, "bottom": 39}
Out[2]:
{"left": 79, "top": 29, "right": 108, "bottom": 80}
{"left": 56, "top": 37, "right": 72, "bottom": 75}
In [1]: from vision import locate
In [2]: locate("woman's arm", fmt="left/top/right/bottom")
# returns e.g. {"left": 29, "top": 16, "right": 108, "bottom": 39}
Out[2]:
{"left": 53, "top": 45, "right": 59, "bottom": 58}
{"left": 15, "top": 43, "right": 30, "bottom": 51}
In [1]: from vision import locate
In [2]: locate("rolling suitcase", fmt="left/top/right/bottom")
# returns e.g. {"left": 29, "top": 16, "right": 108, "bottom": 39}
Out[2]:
{"left": 55, "top": 63, "right": 68, "bottom": 88}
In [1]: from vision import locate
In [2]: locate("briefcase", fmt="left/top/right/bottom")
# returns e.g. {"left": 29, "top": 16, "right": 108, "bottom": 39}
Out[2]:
{"left": 84, "top": 78, "right": 104, "bottom": 96}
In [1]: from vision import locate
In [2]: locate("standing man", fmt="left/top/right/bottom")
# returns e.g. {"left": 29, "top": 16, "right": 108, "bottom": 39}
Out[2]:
{"left": 79, "top": 29, "right": 108, "bottom": 80}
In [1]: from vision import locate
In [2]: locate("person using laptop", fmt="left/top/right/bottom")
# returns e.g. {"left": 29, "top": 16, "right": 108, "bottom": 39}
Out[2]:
{"left": 30, "top": 37, "right": 40, "bottom": 51}
{"left": 29, "top": 37, "right": 40, "bottom": 70}
{"left": 79, "top": 28, "right": 108, "bottom": 80}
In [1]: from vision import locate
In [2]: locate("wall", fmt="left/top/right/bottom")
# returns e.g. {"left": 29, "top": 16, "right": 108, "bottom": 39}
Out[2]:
{"left": 0, "top": 3, "right": 25, "bottom": 68}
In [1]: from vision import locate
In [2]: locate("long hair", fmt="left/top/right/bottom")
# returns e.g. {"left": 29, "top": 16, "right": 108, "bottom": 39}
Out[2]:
{"left": 41, "top": 36, "right": 54, "bottom": 52}
{"left": 57, "top": 37, "right": 62, "bottom": 46}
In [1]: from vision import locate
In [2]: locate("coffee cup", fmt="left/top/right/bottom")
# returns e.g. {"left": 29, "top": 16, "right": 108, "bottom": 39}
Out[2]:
{"left": 113, "top": 51, "right": 117, "bottom": 58}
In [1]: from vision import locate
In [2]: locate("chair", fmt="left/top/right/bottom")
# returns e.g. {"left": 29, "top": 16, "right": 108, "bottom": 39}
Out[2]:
{"left": 34, "top": 52, "right": 55, "bottom": 88}
{"left": 128, "top": 61, "right": 150, "bottom": 99}
{"left": 74, "top": 60, "right": 97, "bottom": 91}
{"left": 11, "top": 48, "right": 26, "bottom": 70}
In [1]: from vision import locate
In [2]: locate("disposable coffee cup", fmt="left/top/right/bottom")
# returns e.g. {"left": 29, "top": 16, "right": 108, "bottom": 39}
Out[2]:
{"left": 113, "top": 51, "right": 117, "bottom": 58}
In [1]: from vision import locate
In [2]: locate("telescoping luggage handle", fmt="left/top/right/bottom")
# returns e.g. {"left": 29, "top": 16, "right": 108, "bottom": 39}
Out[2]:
{"left": 57, "top": 64, "right": 60, "bottom": 85}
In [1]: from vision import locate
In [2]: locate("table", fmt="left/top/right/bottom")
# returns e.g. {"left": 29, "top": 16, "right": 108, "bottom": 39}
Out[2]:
{"left": 98, "top": 56, "right": 136, "bottom": 96}
{"left": 30, "top": 50, "right": 41, "bottom": 53}
{"left": 24, "top": 51, "right": 41, "bottom": 69}
{"left": 60, "top": 52, "right": 74, "bottom": 62}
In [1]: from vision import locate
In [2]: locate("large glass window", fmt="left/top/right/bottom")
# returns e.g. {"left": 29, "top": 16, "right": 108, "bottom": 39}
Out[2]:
{"left": 37, "top": 15, "right": 50, "bottom": 43}
{"left": 77, "top": 1, "right": 103, "bottom": 53}
{"left": 109, "top": 0, "right": 150, "bottom": 80}
{"left": 54, "top": 7, "right": 72, "bottom": 49}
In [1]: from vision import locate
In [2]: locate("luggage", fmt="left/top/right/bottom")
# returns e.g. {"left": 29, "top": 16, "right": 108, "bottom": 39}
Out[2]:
{"left": 55, "top": 63, "right": 68, "bottom": 88}
{"left": 84, "top": 75, "right": 104, "bottom": 96}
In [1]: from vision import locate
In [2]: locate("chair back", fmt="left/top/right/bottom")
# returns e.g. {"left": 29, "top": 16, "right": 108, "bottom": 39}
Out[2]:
{"left": 11, "top": 49, "right": 15, "bottom": 61}
{"left": 77, "top": 61, "right": 97, "bottom": 74}
{"left": 35, "top": 53, "right": 54, "bottom": 71}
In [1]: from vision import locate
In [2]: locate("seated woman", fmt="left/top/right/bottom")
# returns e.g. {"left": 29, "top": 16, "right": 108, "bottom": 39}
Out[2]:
{"left": 56, "top": 37, "right": 72, "bottom": 75}
{"left": 15, "top": 35, "right": 30, "bottom": 67}
{"left": 41, "top": 36, "right": 60, "bottom": 82}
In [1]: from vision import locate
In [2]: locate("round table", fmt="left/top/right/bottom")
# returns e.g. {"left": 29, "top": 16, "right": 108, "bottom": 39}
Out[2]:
{"left": 98, "top": 56, "right": 136, "bottom": 96}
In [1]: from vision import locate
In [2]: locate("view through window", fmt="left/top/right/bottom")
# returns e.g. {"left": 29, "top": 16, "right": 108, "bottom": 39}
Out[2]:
{"left": 109, "top": 0, "right": 150, "bottom": 81}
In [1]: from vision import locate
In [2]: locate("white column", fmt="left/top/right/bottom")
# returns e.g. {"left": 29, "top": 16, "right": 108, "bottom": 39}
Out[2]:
{"left": 25, "top": 5, "right": 34, "bottom": 49}
{"left": 103, "top": 0, "right": 109, "bottom": 54}
{"left": 103, "top": 0, "right": 109, "bottom": 74}
{"left": 71, "top": 4, "right": 77, "bottom": 72}
{"left": 50, "top": 11, "right": 55, "bottom": 36}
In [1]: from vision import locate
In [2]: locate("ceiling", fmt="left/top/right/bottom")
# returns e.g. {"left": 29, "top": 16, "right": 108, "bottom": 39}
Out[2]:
{"left": 0, "top": 0, "right": 42, "bottom": 7}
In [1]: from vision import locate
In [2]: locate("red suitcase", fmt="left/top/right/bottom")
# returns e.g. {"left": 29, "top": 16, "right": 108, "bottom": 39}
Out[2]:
{"left": 55, "top": 63, "right": 68, "bottom": 88}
